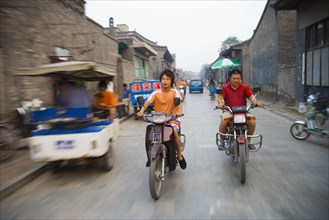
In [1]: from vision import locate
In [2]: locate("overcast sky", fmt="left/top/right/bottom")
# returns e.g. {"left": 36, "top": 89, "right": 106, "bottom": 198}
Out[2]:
{"left": 85, "top": 0, "right": 267, "bottom": 72}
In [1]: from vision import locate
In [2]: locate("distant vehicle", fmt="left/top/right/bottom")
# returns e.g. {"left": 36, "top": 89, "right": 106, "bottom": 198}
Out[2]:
{"left": 189, "top": 79, "right": 203, "bottom": 93}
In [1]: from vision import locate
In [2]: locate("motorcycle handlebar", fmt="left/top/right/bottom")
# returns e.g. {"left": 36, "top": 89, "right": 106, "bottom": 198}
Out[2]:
{"left": 213, "top": 104, "right": 258, "bottom": 112}
{"left": 213, "top": 105, "right": 232, "bottom": 112}
{"left": 140, "top": 112, "right": 184, "bottom": 118}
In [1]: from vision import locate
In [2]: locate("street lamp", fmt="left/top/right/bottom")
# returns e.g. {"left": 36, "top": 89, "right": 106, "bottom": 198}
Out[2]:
{"left": 161, "top": 58, "right": 164, "bottom": 71}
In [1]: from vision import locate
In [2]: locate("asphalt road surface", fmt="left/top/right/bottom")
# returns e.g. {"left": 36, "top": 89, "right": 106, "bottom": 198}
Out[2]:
{"left": 1, "top": 90, "right": 328, "bottom": 219}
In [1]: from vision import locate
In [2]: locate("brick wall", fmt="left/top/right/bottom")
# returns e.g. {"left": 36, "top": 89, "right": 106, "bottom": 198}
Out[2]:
{"left": 249, "top": 3, "right": 278, "bottom": 95}
{"left": 248, "top": 2, "right": 296, "bottom": 104}
{"left": 277, "top": 10, "right": 296, "bottom": 104}
{"left": 0, "top": 0, "right": 120, "bottom": 118}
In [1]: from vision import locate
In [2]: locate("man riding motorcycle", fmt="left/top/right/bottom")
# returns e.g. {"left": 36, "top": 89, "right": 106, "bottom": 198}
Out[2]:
{"left": 137, "top": 69, "right": 187, "bottom": 169}
{"left": 209, "top": 79, "right": 216, "bottom": 98}
{"left": 176, "top": 77, "right": 187, "bottom": 96}
{"left": 217, "top": 69, "right": 262, "bottom": 150}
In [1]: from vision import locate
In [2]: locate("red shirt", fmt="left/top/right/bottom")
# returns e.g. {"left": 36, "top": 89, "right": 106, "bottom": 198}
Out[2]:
{"left": 221, "top": 83, "right": 253, "bottom": 108}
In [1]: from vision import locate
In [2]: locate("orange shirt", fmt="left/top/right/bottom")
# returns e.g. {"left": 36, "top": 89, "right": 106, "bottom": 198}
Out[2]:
{"left": 176, "top": 81, "right": 186, "bottom": 87}
{"left": 146, "top": 89, "right": 181, "bottom": 114}
{"left": 94, "top": 91, "right": 117, "bottom": 108}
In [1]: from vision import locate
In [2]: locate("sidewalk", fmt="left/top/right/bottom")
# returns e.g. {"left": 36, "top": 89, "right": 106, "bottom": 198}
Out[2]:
{"left": 0, "top": 100, "right": 303, "bottom": 200}
{"left": 258, "top": 95, "right": 304, "bottom": 122}
{"left": 0, "top": 112, "right": 134, "bottom": 200}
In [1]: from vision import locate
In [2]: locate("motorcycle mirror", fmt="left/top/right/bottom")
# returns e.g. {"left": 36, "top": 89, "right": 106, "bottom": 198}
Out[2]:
{"left": 216, "top": 89, "right": 223, "bottom": 95}
{"left": 137, "top": 96, "right": 144, "bottom": 105}
{"left": 174, "top": 97, "right": 181, "bottom": 107}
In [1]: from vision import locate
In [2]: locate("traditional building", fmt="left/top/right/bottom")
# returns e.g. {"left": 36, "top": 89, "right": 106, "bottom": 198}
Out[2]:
{"left": 248, "top": 0, "right": 297, "bottom": 104}
{"left": 272, "top": 0, "right": 329, "bottom": 106}
{"left": 0, "top": 0, "right": 120, "bottom": 118}
{"left": 105, "top": 22, "right": 175, "bottom": 85}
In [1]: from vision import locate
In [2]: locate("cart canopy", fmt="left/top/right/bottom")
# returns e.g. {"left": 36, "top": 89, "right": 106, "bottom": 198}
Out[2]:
{"left": 15, "top": 61, "right": 115, "bottom": 81}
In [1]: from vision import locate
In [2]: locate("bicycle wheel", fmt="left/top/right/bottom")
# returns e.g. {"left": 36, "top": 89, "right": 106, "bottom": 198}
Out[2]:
{"left": 290, "top": 123, "right": 310, "bottom": 140}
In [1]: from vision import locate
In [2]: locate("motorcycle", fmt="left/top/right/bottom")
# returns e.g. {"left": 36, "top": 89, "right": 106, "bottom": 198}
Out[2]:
{"left": 178, "top": 85, "right": 185, "bottom": 102}
{"left": 137, "top": 96, "right": 186, "bottom": 200}
{"left": 290, "top": 93, "right": 329, "bottom": 140}
{"left": 215, "top": 103, "right": 262, "bottom": 184}
{"left": 209, "top": 85, "right": 216, "bottom": 101}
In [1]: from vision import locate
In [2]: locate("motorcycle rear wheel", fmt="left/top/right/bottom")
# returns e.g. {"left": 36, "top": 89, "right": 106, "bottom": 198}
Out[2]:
{"left": 290, "top": 123, "right": 310, "bottom": 140}
{"left": 239, "top": 143, "right": 246, "bottom": 184}
{"left": 149, "top": 156, "right": 163, "bottom": 200}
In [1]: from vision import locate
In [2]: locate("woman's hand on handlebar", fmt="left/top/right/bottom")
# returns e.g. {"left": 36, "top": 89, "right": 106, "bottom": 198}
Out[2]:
{"left": 136, "top": 110, "right": 144, "bottom": 117}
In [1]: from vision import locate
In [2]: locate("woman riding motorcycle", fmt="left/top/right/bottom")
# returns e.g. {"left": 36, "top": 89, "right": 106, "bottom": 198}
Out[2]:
{"left": 137, "top": 69, "right": 187, "bottom": 169}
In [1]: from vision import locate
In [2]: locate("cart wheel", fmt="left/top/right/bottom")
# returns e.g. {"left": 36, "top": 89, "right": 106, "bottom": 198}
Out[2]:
{"left": 49, "top": 161, "right": 62, "bottom": 173}
{"left": 98, "top": 144, "right": 114, "bottom": 172}
{"left": 134, "top": 107, "right": 139, "bottom": 120}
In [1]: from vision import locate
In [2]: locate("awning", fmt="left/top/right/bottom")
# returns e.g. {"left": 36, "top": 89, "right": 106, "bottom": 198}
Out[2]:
{"left": 15, "top": 61, "right": 116, "bottom": 81}
{"left": 131, "top": 41, "right": 157, "bottom": 56}
{"left": 211, "top": 57, "right": 240, "bottom": 69}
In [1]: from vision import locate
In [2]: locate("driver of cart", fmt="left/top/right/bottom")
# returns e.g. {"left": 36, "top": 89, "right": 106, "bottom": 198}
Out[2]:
{"left": 136, "top": 69, "right": 187, "bottom": 170}
{"left": 93, "top": 80, "right": 117, "bottom": 122}
{"left": 217, "top": 69, "right": 262, "bottom": 151}
{"left": 56, "top": 78, "right": 94, "bottom": 111}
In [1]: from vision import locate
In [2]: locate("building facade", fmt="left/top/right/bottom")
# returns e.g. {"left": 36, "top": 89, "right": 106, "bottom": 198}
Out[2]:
{"left": 248, "top": 0, "right": 297, "bottom": 104}
{"left": 105, "top": 22, "right": 175, "bottom": 91}
{"left": 0, "top": 0, "right": 120, "bottom": 118}
{"left": 273, "top": 0, "right": 329, "bottom": 105}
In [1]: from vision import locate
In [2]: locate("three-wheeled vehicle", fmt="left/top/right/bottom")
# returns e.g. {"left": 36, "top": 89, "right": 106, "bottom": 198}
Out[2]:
{"left": 15, "top": 61, "right": 119, "bottom": 172}
{"left": 130, "top": 80, "right": 161, "bottom": 119}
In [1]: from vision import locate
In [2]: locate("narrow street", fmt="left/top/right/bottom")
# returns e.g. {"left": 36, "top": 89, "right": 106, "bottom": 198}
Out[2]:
{"left": 1, "top": 91, "right": 328, "bottom": 219}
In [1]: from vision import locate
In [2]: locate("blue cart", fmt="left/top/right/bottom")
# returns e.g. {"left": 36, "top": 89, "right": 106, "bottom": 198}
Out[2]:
{"left": 130, "top": 80, "right": 161, "bottom": 119}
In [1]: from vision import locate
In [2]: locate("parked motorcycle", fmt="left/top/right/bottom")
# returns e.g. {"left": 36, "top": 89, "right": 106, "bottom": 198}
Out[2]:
{"left": 215, "top": 104, "right": 262, "bottom": 184}
{"left": 178, "top": 85, "right": 185, "bottom": 102}
{"left": 290, "top": 93, "right": 329, "bottom": 140}
{"left": 137, "top": 96, "right": 186, "bottom": 200}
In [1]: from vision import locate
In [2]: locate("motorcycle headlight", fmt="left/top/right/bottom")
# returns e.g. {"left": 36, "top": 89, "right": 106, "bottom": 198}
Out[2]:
{"left": 234, "top": 114, "right": 246, "bottom": 124}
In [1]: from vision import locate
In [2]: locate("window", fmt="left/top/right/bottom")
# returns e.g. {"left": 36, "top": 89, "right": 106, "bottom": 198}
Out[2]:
{"left": 134, "top": 56, "right": 149, "bottom": 79}
{"left": 306, "top": 18, "right": 328, "bottom": 50}
{"left": 305, "top": 18, "right": 329, "bottom": 87}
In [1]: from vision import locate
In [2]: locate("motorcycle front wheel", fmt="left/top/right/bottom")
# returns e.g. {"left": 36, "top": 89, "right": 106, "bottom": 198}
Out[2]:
{"left": 239, "top": 143, "right": 246, "bottom": 184}
{"left": 149, "top": 156, "right": 164, "bottom": 200}
{"left": 290, "top": 123, "right": 310, "bottom": 140}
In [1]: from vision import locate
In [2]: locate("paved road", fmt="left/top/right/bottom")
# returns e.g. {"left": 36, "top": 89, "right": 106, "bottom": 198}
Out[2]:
{"left": 1, "top": 90, "right": 328, "bottom": 219}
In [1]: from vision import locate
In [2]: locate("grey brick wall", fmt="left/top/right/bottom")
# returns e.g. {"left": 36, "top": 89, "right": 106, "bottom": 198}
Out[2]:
{"left": 248, "top": 2, "right": 296, "bottom": 104}
{"left": 249, "top": 3, "right": 278, "bottom": 95}
{"left": 277, "top": 10, "right": 296, "bottom": 104}
{"left": 0, "top": 0, "right": 120, "bottom": 118}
